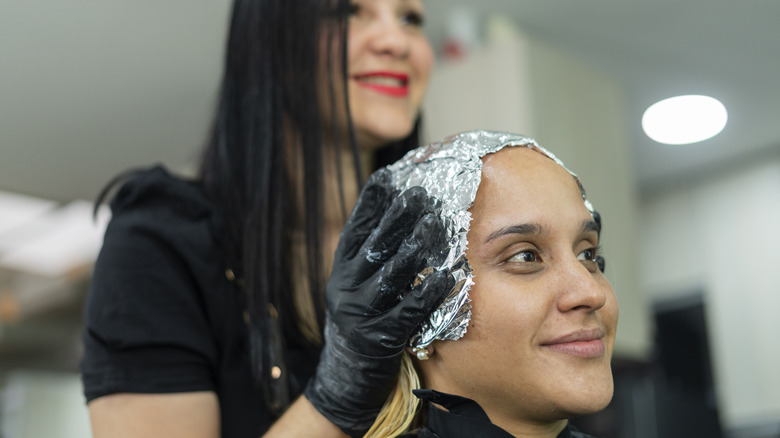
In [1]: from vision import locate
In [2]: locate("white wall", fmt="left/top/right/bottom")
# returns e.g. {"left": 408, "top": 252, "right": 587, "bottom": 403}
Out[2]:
{"left": 1, "top": 371, "right": 91, "bottom": 438}
{"left": 640, "top": 158, "right": 780, "bottom": 429}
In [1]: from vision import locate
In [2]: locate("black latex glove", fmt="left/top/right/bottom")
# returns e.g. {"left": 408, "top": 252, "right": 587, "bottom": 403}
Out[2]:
{"left": 304, "top": 169, "right": 454, "bottom": 437}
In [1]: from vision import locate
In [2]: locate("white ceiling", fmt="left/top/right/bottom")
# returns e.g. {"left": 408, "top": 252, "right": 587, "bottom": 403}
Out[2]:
{"left": 2, "top": 1, "right": 779, "bottom": 202}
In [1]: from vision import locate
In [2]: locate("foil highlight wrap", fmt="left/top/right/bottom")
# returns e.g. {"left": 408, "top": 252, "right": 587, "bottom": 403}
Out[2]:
{"left": 386, "top": 130, "right": 594, "bottom": 349}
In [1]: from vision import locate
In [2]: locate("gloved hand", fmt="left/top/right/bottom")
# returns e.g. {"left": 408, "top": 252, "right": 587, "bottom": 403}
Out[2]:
{"left": 304, "top": 169, "right": 454, "bottom": 437}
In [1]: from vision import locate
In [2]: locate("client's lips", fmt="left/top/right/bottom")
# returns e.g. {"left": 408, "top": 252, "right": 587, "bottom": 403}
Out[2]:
{"left": 351, "top": 71, "right": 409, "bottom": 97}
{"left": 541, "top": 328, "right": 606, "bottom": 358}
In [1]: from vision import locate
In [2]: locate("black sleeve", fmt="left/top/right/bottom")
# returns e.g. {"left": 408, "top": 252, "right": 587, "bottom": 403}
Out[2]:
{"left": 81, "top": 167, "right": 223, "bottom": 402}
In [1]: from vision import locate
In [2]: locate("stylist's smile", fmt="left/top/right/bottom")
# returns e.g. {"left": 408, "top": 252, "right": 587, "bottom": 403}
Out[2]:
{"left": 352, "top": 71, "right": 409, "bottom": 97}
{"left": 540, "top": 328, "right": 606, "bottom": 358}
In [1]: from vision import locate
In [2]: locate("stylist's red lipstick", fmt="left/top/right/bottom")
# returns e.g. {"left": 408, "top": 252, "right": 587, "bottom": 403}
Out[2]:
{"left": 352, "top": 71, "right": 409, "bottom": 97}
{"left": 541, "top": 328, "right": 606, "bottom": 358}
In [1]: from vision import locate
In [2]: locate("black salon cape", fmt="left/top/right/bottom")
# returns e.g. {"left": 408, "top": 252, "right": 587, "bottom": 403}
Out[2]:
{"left": 80, "top": 166, "right": 319, "bottom": 437}
{"left": 403, "top": 390, "right": 596, "bottom": 438}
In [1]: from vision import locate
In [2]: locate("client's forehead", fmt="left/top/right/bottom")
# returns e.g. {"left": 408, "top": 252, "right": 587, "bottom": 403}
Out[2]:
{"left": 479, "top": 147, "right": 581, "bottom": 197}
{"left": 473, "top": 147, "right": 589, "bottom": 221}
{"left": 481, "top": 146, "right": 562, "bottom": 177}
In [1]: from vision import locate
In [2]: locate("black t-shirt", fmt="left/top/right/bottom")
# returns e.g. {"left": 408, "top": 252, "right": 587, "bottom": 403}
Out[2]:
{"left": 80, "top": 166, "right": 319, "bottom": 437}
{"left": 405, "top": 390, "right": 596, "bottom": 438}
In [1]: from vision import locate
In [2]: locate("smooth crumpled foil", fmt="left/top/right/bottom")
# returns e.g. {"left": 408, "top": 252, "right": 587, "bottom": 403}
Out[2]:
{"left": 386, "top": 130, "right": 594, "bottom": 349}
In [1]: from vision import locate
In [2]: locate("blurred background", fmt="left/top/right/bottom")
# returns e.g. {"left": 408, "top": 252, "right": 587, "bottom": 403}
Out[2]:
{"left": 1, "top": 1, "right": 779, "bottom": 436}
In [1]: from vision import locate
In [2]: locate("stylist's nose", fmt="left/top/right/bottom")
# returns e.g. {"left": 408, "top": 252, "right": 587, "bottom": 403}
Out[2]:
{"left": 367, "top": 16, "right": 411, "bottom": 58}
{"left": 555, "top": 256, "right": 607, "bottom": 313}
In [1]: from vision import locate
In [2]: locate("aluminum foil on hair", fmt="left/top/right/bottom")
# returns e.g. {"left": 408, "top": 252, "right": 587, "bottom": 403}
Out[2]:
{"left": 385, "top": 130, "right": 595, "bottom": 349}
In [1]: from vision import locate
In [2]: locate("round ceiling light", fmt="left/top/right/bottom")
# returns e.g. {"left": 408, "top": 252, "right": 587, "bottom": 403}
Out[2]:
{"left": 641, "top": 95, "right": 728, "bottom": 145}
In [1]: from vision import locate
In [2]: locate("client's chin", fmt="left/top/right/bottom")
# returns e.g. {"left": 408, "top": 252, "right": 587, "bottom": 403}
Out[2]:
{"left": 555, "top": 371, "right": 615, "bottom": 420}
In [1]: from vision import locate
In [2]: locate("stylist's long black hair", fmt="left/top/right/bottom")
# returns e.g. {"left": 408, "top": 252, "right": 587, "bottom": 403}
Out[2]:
{"left": 198, "top": 0, "right": 421, "bottom": 415}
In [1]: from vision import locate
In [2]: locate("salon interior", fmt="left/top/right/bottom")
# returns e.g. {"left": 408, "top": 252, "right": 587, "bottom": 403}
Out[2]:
{"left": 1, "top": 1, "right": 779, "bottom": 437}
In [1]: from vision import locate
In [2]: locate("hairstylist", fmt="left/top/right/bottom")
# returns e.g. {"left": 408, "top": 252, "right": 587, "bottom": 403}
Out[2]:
{"left": 80, "top": 1, "right": 448, "bottom": 437}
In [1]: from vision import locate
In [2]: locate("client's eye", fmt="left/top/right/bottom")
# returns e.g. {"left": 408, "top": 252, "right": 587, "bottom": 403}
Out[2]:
{"left": 508, "top": 250, "right": 538, "bottom": 263}
{"left": 577, "top": 248, "right": 596, "bottom": 262}
{"left": 577, "top": 247, "right": 605, "bottom": 273}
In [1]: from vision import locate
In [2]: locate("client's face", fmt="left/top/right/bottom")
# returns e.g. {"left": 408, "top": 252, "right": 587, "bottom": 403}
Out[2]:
{"left": 419, "top": 147, "right": 618, "bottom": 434}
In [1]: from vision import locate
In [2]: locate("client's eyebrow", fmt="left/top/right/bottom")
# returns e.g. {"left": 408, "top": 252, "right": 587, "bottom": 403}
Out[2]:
{"left": 582, "top": 219, "right": 601, "bottom": 235}
{"left": 485, "top": 222, "right": 548, "bottom": 243}
{"left": 485, "top": 219, "right": 601, "bottom": 243}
